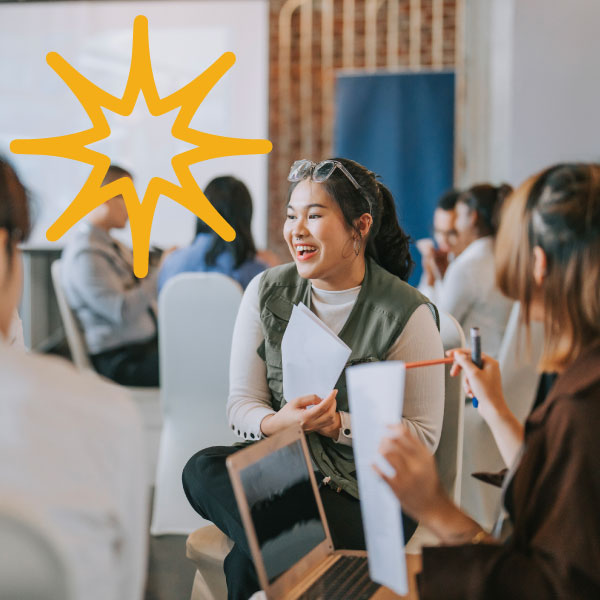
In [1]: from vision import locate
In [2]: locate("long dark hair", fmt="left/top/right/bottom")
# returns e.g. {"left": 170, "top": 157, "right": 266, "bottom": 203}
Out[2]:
{"left": 196, "top": 176, "right": 257, "bottom": 268}
{"left": 0, "top": 156, "right": 31, "bottom": 274}
{"left": 287, "top": 158, "right": 413, "bottom": 281}
{"left": 457, "top": 183, "right": 513, "bottom": 237}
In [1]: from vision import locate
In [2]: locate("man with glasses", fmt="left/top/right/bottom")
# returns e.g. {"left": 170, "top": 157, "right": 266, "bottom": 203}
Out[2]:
{"left": 418, "top": 189, "right": 460, "bottom": 298}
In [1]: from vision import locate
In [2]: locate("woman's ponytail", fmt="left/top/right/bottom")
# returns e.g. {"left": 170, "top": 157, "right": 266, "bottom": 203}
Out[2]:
{"left": 367, "top": 181, "right": 414, "bottom": 281}
{"left": 458, "top": 183, "right": 513, "bottom": 237}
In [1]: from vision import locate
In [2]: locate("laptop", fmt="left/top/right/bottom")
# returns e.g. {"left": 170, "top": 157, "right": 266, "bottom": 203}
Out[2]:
{"left": 226, "top": 425, "right": 385, "bottom": 600}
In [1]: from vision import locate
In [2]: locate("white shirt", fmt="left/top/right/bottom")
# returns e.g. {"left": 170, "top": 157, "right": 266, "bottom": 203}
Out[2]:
{"left": 227, "top": 273, "right": 445, "bottom": 452}
{"left": 424, "top": 236, "right": 513, "bottom": 358}
{"left": 0, "top": 341, "right": 148, "bottom": 600}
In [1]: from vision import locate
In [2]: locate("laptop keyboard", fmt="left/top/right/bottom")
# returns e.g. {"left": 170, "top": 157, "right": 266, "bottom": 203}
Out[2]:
{"left": 297, "top": 555, "right": 381, "bottom": 600}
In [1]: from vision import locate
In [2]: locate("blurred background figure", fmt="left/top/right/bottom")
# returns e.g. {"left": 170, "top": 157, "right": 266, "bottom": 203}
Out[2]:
{"left": 417, "top": 188, "right": 460, "bottom": 296}
{"left": 61, "top": 165, "right": 171, "bottom": 387}
{"left": 428, "top": 184, "right": 514, "bottom": 358}
{"left": 0, "top": 156, "right": 147, "bottom": 600}
{"left": 158, "top": 176, "right": 277, "bottom": 293}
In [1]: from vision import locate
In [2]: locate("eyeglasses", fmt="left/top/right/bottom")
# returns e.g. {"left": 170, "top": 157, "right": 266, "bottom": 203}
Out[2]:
{"left": 287, "top": 159, "right": 372, "bottom": 214}
{"left": 288, "top": 159, "right": 361, "bottom": 188}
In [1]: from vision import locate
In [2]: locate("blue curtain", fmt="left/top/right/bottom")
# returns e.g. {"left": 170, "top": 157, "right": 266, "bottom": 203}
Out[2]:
{"left": 334, "top": 71, "right": 455, "bottom": 286}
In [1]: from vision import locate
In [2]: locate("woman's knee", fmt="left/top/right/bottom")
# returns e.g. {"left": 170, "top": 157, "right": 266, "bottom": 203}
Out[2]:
{"left": 182, "top": 446, "right": 232, "bottom": 510}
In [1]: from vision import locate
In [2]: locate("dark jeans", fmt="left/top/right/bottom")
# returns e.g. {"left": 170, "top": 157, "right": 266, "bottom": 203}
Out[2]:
{"left": 182, "top": 445, "right": 417, "bottom": 600}
{"left": 91, "top": 337, "right": 159, "bottom": 387}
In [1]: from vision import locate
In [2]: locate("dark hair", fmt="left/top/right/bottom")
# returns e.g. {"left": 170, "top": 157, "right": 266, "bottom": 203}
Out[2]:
{"left": 103, "top": 164, "right": 132, "bottom": 184}
{"left": 196, "top": 176, "right": 257, "bottom": 268}
{"left": 457, "top": 183, "right": 513, "bottom": 237}
{"left": 496, "top": 163, "right": 600, "bottom": 371}
{"left": 0, "top": 156, "right": 31, "bottom": 272}
{"left": 287, "top": 158, "right": 413, "bottom": 281}
{"left": 437, "top": 188, "right": 461, "bottom": 211}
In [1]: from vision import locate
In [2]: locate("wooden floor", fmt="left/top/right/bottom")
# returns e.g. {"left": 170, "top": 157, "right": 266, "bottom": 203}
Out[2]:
{"left": 145, "top": 533, "right": 197, "bottom": 600}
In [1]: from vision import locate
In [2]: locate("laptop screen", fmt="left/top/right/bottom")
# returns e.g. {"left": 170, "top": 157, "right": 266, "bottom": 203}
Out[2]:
{"left": 239, "top": 440, "right": 327, "bottom": 583}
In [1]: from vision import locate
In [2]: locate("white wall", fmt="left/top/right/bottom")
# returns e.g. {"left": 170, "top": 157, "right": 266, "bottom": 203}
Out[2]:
{"left": 0, "top": 0, "right": 269, "bottom": 248}
{"left": 461, "top": 0, "right": 600, "bottom": 187}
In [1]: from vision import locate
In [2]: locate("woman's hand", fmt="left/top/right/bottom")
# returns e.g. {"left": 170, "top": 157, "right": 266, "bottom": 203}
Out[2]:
{"left": 448, "top": 348, "right": 525, "bottom": 467}
{"left": 374, "top": 424, "right": 491, "bottom": 544}
{"left": 447, "top": 349, "right": 508, "bottom": 424}
{"left": 260, "top": 390, "right": 341, "bottom": 439}
{"left": 374, "top": 424, "right": 447, "bottom": 524}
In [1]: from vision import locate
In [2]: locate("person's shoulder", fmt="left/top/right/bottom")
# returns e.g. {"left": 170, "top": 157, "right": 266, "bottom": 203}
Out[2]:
{"left": 61, "top": 228, "right": 114, "bottom": 266}
{"left": 2, "top": 349, "right": 139, "bottom": 431}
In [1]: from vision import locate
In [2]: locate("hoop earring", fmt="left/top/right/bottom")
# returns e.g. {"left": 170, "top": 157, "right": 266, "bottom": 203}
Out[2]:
{"left": 353, "top": 236, "right": 362, "bottom": 256}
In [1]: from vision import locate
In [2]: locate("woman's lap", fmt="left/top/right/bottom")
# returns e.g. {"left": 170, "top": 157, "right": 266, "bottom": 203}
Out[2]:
{"left": 182, "top": 444, "right": 417, "bottom": 599}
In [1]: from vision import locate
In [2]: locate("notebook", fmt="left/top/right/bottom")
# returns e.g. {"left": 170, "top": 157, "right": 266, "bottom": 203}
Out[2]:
{"left": 226, "top": 425, "right": 384, "bottom": 600}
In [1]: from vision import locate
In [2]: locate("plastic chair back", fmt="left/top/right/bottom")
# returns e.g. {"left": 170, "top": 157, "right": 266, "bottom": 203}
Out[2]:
{"left": 50, "top": 260, "right": 93, "bottom": 370}
{"left": 151, "top": 273, "right": 241, "bottom": 535}
{"left": 435, "top": 311, "right": 466, "bottom": 504}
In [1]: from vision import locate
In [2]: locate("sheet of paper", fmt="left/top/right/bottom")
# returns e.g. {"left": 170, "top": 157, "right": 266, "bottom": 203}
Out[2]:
{"left": 346, "top": 361, "right": 408, "bottom": 596}
{"left": 281, "top": 302, "right": 352, "bottom": 402}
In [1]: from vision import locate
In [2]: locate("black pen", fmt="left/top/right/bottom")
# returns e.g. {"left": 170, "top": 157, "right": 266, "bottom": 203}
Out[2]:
{"left": 470, "top": 326, "right": 483, "bottom": 407}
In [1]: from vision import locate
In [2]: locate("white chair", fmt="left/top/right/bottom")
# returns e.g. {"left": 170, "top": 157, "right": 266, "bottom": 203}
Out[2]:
{"left": 50, "top": 259, "right": 162, "bottom": 484}
{"left": 460, "top": 302, "right": 544, "bottom": 531}
{"left": 406, "top": 311, "right": 466, "bottom": 552}
{"left": 0, "top": 500, "right": 73, "bottom": 600}
{"left": 150, "top": 273, "right": 241, "bottom": 536}
{"left": 50, "top": 259, "right": 93, "bottom": 371}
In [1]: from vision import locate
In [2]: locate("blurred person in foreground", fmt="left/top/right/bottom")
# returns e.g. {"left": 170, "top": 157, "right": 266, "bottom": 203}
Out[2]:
{"left": 0, "top": 156, "right": 147, "bottom": 600}
{"left": 377, "top": 163, "right": 600, "bottom": 599}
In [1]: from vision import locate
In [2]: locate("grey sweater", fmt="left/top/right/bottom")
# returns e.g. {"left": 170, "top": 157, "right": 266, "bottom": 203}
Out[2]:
{"left": 61, "top": 224, "right": 158, "bottom": 354}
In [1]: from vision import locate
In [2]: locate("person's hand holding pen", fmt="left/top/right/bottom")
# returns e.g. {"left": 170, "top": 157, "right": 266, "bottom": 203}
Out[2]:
{"left": 446, "top": 349, "right": 507, "bottom": 425}
{"left": 447, "top": 349, "right": 525, "bottom": 466}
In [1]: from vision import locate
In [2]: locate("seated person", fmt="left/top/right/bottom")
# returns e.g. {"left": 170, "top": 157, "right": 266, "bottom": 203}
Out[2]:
{"left": 0, "top": 156, "right": 147, "bottom": 600}
{"left": 182, "top": 158, "right": 444, "bottom": 600}
{"left": 377, "top": 163, "right": 600, "bottom": 599}
{"left": 417, "top": 188, "right": 460, "bottom": 294}
{"left": 158, "top": 175, "right": 272, "bottom": 293}
{"left": 61, "top": 164, "right": 168, "bottom": 386}
{"left": 428, "top": 184, "right": 514, "bottom": 358}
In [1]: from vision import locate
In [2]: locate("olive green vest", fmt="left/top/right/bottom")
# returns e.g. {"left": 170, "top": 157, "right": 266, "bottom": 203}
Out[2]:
{"left": 257, "top": 258, "right": 438, "bottom": 498}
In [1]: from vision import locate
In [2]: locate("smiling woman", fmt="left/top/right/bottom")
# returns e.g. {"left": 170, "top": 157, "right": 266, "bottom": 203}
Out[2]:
{"left": 182, "top": 157, "right": 446, "bottom": 600}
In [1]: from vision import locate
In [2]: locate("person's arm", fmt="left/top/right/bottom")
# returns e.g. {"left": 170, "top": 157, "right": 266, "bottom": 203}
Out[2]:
{"left": 376, "top": 424, "right": 490, "bottom": 543}
{"left": 381, "top": 397, "right": 600, "bottom": 600}
{"left": 333, "top": 304, "right": 445, "bottom": 450}
{"left": 226, "top": 274, "right": 277, "bottom": 440}
{"left": 227, "top": 275, "right": 343, "bottom": 440}
{"left": 389, "top": 304, "right": 445, "bottom": 451}
{"left": 69, "top": 250, "right": 157, "bottom": 326}
{"left": 435, "top": 258, "right": 475, "bottom": 325}
{"left": 449, "top": 349, "right": 524, "bottom": 466}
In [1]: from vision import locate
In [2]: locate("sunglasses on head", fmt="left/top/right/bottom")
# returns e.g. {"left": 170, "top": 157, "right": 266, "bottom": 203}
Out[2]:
{"left": 287, "top": 159, "right": 372, "bottom": 214}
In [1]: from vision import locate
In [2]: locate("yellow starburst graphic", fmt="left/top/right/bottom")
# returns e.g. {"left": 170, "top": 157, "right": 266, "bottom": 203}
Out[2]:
{"left": 10, "top": 15, "right": 272, "bottom": 277}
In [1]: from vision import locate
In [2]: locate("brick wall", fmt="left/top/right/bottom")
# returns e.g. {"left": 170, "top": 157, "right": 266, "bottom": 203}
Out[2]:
{"left": 267, "top": 0, "right": 457, "bottom": 256}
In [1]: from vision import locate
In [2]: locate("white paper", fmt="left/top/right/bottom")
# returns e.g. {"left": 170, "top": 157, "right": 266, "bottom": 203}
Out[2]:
{"left": 346, "top": 361, "right": 408, "bottom": 596}
{"left": 281, "top": 302, "right": 352, "bottom": 403}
